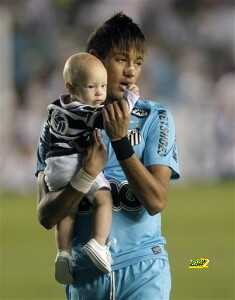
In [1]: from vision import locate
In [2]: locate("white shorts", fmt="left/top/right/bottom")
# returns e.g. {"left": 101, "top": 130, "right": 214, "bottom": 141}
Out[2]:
{"left": 44, "top": 154, "right": 110, "bottom": 200}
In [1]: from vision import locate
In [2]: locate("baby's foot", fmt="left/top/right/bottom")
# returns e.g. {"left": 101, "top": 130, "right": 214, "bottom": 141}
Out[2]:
{"left": 55, "top": 250, "right": 74, "bottom": 284}
{"left": 82, "top": 239, "right": 112, "bottom": 273}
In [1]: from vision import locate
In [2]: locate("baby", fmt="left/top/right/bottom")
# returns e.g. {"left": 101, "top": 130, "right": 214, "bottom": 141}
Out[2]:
{"left": 44, "top": 53, "right": 139, "bottom": 284}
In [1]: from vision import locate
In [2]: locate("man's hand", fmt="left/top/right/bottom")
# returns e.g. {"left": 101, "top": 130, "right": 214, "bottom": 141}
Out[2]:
{"left": 82, "top": 129, "right": 107, "bottom": 177}
{"left": 102, "top": 100, "right": 130, "bottom": 141}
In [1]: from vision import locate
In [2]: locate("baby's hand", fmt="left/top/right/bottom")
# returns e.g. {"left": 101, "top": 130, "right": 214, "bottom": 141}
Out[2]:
{"left": 127, "top": 84, "right": 140, "bottom": 97}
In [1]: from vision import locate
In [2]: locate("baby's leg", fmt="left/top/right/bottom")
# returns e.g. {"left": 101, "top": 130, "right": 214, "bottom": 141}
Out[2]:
{"left": 92, "top": 189, "right": 112, "bottom": 246}
{"left": 82, "top": 189, "right": 112, "bottom": 273}
{"left": 55, "top": 215, "right": 75, "bottom": 284}
{"left": 56, "top": 215, "right": 75, "bottom": 253}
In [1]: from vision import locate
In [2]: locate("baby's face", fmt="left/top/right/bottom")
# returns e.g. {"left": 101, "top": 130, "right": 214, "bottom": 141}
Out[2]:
{"left": 76, "top": 64, "right": 107, "bottom": 107}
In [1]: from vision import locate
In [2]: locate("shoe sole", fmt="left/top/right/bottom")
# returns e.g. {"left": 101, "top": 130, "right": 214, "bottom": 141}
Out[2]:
{"left": 55, "top": 257, "right": 74, "bottom": 284}
{"left": 82, "top": 245, "right": 111, "bottom": 273}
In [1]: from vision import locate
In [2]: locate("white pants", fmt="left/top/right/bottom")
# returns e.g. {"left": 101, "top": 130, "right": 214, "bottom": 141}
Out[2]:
{"left": 44, "top": 154, "right": 110, "bottom": 201}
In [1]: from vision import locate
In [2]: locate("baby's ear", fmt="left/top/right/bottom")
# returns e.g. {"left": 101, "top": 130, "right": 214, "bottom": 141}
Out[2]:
{"left": 65, "top": 82, "right": 74, "bottom": 93}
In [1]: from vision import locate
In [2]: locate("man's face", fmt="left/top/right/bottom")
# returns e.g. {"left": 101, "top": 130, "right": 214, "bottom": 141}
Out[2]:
{"left": 103, "top": 48, "right": 144, "bottom": 101}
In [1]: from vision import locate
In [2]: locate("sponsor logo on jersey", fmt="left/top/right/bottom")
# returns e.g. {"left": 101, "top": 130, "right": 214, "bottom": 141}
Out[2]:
{"left": 128, "top": 128, "right": 142, "bottom": 146}
{"left": 157, "top": 110, "right": 169, "bottom": 156}
{"left": 110, "top": 180, "right": 143, "bottom": 212}
{"left": 189, "top": 258, "right": 210, "bottom": 269}
{"left": 131, "top": 108, "right": 149, "bottom": 118}
{"left": 51, "top": 109, "right": 69, "bottom": 135}
{"left": 77, "top": 181, "right": 143, "bottom": 214}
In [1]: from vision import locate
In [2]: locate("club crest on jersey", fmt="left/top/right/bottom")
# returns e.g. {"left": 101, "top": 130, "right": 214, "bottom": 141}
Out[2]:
{"left": 51, "top": 109, "right": 69, "bottom": 135}
{"left": 128, "top": 128, "right": 142, "bottom": 146}
{"left": 131, "top": 108, "right": 149, "bottom": 118}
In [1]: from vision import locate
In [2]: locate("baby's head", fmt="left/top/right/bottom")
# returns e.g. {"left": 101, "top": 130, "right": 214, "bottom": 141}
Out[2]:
{"left": 63, "top": 53, "right": 107, "bottom": 106}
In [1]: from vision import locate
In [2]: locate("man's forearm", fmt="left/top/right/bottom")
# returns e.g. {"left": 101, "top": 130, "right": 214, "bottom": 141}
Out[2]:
{"left": 37, "top": 132, "right": 107, "bottom": 229}
{"left": 37, "top": 173, "right": 84, "bottom": 229}
{"left": 119, "top": 155, "right": 169, "bottom": 215}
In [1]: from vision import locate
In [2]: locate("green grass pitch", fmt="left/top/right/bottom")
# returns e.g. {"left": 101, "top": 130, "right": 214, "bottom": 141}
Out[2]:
{"left": 0, "top": 182, "right": 234, "bottom": 300}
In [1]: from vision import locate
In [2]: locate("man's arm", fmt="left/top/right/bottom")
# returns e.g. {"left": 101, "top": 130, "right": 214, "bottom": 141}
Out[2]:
{"left": 119, "top": 157, "right": 171, "bottom": 215}
{"left": 103, "top": 100, "right": 172, "bottom": 215}
{"left": 37, "top": 173, "right": 84, "bottom": 229}
{"left": 37, "top": 129, "right": 107, "bottom": 229}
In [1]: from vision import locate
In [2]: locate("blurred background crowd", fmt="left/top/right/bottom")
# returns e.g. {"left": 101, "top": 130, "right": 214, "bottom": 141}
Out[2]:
{"left": 0, "top": 0, "right": 235, "bottom": 192}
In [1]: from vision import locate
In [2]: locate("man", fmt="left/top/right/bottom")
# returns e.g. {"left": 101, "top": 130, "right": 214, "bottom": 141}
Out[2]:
{"left": 36, "top": 12, "right": 180, "bottom": 300}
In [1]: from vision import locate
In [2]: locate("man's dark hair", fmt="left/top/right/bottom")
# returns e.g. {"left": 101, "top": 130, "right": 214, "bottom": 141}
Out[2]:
{"left": 87, "top": 12, "right": 146, "bottom": 59}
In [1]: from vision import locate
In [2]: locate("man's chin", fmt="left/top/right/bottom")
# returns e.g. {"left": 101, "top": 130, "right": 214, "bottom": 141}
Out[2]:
{"left": 108, "top": 91, "right": 124, "bottom": 102}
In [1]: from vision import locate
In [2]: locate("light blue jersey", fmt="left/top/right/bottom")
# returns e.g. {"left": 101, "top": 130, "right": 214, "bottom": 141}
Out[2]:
{"left": 36, "top": 98, "right": 180, "bottom": 272}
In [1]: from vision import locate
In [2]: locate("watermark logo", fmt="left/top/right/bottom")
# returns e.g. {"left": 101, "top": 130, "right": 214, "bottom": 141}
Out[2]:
{"left": 189, "top": 258, "right": 210, "bottom": 269}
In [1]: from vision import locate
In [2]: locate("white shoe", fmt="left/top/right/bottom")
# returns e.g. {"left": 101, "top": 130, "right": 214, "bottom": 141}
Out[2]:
{"left": 55, "top": 251, "right": 74, "bottom": 284}
{"left": 82, "top": 239, "right": 112, "bottom": 273}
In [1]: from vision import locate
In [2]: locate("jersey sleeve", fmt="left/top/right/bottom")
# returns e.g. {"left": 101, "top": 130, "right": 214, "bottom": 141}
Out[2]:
{"left": 143, "top": 108, "right": 180, "bottom": 179}
{"left": 35, "top": 121, "right": 51, "bottom": 177}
